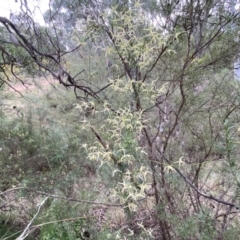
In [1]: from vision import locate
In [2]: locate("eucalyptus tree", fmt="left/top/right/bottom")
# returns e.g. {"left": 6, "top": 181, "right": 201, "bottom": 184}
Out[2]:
{"left": 1, "top": 0, "right": 240, "bottom": 238}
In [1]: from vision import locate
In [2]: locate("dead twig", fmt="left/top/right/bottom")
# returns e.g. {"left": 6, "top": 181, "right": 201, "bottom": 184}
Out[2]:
{"left": 0, "top": 187, "right": 123, "bottom": 207}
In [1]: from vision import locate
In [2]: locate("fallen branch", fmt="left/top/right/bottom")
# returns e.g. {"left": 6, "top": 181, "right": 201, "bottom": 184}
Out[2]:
{"left": 16, "top": 196, "right": 49, "bottom": 240}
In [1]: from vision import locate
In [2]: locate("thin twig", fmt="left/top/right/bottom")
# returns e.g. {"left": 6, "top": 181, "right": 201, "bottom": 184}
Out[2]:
{"left": 0, "top": 187, "right": 123, "bottom": 207}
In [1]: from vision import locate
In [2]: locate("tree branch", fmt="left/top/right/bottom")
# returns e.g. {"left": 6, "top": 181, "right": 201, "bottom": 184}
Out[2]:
{"left": 156, "top": 147, "right": 239, "bottom": 209}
